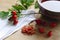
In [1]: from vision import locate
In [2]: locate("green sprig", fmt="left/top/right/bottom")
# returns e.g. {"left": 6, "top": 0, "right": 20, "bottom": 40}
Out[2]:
{"left": 0, "top": 11, "right": 9, "bottom": 19}
{"left": 35, "top": 1, "right": 39, "bottom": 8}
{"left": 0, "top": 0, "right": 39, "bottom": 19}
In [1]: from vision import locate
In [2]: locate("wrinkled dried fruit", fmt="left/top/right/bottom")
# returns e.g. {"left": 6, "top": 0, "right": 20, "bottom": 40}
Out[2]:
{"left": 42, "top": 21, "right": 47, "bottom": 26}
{"left": 39, "top": 27, "right": 45, "bottom": 33}
{"left": 21, "top": 25, "right": 35, "bottom": 35}
{"left": 21, "top": 26, "right": 27, "bottom": 33}
{"left": 50, "top": 22, "right": 57, "bottom": 28}
{"left": 35, "top": 19, "right": 42, "bottom": 25}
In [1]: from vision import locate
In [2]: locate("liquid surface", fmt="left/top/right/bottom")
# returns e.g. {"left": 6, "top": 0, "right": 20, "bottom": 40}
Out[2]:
{"left": 41, "top": 1, "right": 60, "bottom": 12}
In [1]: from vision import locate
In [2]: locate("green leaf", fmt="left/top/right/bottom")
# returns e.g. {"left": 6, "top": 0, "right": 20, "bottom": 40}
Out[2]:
{"left": 20, "top": 0, "right": 34, "bottom": 4}
{"left": 0, "top": 12, "right": 3, "bottom": 17}
{"left": 0, "top": 11, "right": 9, "bottom": 18}
{"left": 23, "top": 3, "right": 31, "bottom": 9}
{"left": 27, "top": 0, "right": 34, "bottom": 3}
{"left": 0, "top": 0, "right": 36, "bottom": 19}
{"left": 20, "top": 0, "right": 27, "bottom": 4}
{"left": 35, "top": 1, "right": 39, "bottom": 8}
{"left": 20, "top": 0, "right": 34, "bottom": 9}
{"left": 12, "top": 5, "right": 26, "bottom": 11}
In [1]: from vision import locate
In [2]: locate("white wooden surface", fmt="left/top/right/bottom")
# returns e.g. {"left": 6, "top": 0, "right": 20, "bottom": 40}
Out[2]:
{"left": 0, "top": 0, "right": 60, "bottom": 40}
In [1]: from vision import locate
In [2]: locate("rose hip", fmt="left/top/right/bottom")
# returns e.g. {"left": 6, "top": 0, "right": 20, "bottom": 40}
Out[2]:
{"left": 13, "top": 20, "right": 18, "bottom": 25}
{"left": 22, "top": 28, "right": 27, "bottom": 33}
{"left": 47, "top": 31, "right": 52, "bottom": 37}
{"left": 12, "top": 11, "right": 17, "bottom": 15}
{"left": 50, "top": 22, "right": 57, "bottom": 28}
{"left": 21, "top": 26, "right": 27, "bottom": 33}
{"left": 21, "top": 25, "right": 35, "bottom": 35}
{"left": 8, "top": 10, "right": 18, "bottom": 25}
{"left": 12, "top": 15, "right": 17, "bottom": 20}
{"left": 30, "top": 30, "right": 35, "bottom": 35}
{"left": 42, "top": 21, "right": 47, "bottom": 26}
{"left": 35, "top": 19, "right": 42, "bottom": 25}
{"left": 39, "top": 27, "right": 45, "bottom": 33}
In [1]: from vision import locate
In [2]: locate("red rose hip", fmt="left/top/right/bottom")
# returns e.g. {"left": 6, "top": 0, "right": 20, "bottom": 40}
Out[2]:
{"left": 21, "top": 25, "right": 35, "bottom": 35}
{"left": 35, "top": 19, "right": 42, "bottom": 25}
{"left": 42, "top": 21, "right": 47, "bottom": 26}
{"left": 21, "top": 26, "right": 27, "bottom": 33}
{"left": 50, "top": 22, "right": 57, "bottom": 28}
{"left": 12, "top": 11, "right": 17, "bottom": 15}
{"left": 39, "top": 27, "right": 45, "bottom": 33}
{"left": 47, "top": 31, "right": 52, "bottom": 37}
{"left": 12, "top": 15, "right": 17, "bottom": 20}
{"left": 13, "top": 20, "right": 18, "bottom": 25}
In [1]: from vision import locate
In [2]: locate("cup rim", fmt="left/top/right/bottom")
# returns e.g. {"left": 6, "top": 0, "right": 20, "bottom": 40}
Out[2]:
{"left": 38, "top": 0, "right": 60, "bottom": 13}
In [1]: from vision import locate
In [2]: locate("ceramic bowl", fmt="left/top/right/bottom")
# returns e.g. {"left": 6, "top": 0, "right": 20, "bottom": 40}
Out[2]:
{"left": 38, "top": 0, "right": 60, "bottom": 20}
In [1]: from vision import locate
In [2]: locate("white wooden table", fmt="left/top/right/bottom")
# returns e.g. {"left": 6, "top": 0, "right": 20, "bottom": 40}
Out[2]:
{"left": 0, "top": 0, "right": 60, "bottom": 40}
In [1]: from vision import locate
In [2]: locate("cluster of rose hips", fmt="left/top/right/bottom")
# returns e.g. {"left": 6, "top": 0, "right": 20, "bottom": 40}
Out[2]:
{"left": 21, "top": 19, "right": 57, "bottom": 37}
{"left": 38, "top": 27, "right": 52, "bottom": 37}
{"left": 8, "top": 11, "right": 18, "bottom": 25}
{"left": 35, "top": 19, "right": 57, "bottom": 28}
{"left": 21, "top": 25, "right": 35, "bottom": 35}
{"left": 35, "top": 19, "right": 57, "bottom": 37}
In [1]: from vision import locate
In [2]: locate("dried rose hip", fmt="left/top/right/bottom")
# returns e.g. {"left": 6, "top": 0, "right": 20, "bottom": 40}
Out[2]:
{"left": 21, "top": 26, "right": 27, "bottom": 33}
{"left": 21, "top": 25, "right": 35, "bottom": 35}
{"left": 35, "top": 19, "right": 42, "bottom": 25}
{"left": 27, "top": 29, "right": 35, "bottom": 35}
{"left": 47, "top": 31, "right": 52, "bottom": 37}
{"left": 12, "top": 11, "right": 17, "bottom": 15}
{"left": 39, "top": 27, "right": 45, "bottom": 33}
{"left": 41, "top": 21, "right": 47, "bottom": 26}
{"left": 50, "top": 22, "right": 57, "bottom": 28}
{"left": 26, "top": 27, "right": 33, "bottom": 31}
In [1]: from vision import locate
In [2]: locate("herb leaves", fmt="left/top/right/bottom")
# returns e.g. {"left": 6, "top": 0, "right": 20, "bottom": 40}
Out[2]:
{"left": 0, "top": 0, "right": 39, "bottom": 18}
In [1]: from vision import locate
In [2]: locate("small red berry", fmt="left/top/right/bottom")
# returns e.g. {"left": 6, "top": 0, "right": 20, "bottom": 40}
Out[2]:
{"left": 21, "top": 26, "right": 27, "bottom": 33}
{"left": 30, "top": 30, "right": 35, "bottom": 35}
{"left": 39, "top": 27, "right": 45, "bottom": 33}
{"left": 13, "top": 20, "right": 18, "bottom": 25}
{"left": 35, "top": 19, "right": 42, "bottom": 25}
{"left": 26, "top": 27, "right": 32, "bottom": 32}
{"left": 12, "top": 11, "right": 17, "bottom": 15}
{"left": 42, "top": 21, "right": 47, "bottom": 26}
{"left": 25, "top": 26, "right": 34, "bottom": 32}
{"left": 12, "top": 15, "right": 17, "bottom": 20}
{"left": 22, "top": 28, "right": 27, "bottom": 33}
{"left": 47, "top": 31, "right": 52, "bottom": 37}
{"left": 50, "top": 22, "right": 57, "bottom": 28}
